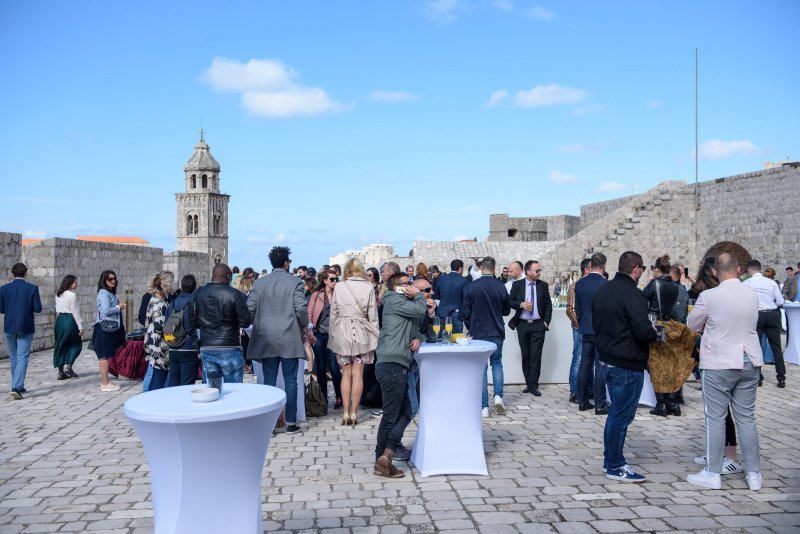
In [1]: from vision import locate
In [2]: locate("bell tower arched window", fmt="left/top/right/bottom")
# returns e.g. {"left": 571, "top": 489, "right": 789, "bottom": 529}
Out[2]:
{"left": 213, "top": 212, "right": 222, "bottom": 235}
{"left": 186, "top": 213, "right": 199, "bottom": 235}
{"left": 202, "top": 174, "right": 208, "bottom": 188}
{"left": 190, "top": 174, "right": 196, "bottom": 189}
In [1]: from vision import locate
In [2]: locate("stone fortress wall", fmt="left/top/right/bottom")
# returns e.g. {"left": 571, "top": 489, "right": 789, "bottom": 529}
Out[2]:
{"left": 332, "top": 163, "right": 799, "bottom": 284}
{"left": 0, "top": 235, "right": 211, "bottom": 358}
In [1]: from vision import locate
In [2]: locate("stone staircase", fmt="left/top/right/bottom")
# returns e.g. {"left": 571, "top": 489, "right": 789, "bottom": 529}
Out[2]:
{"left": 541, "top": 181, "right": 687, "bottom": 278}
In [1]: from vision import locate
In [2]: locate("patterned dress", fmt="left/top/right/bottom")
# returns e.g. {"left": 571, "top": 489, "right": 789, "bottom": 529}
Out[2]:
{"left": 143, "top": 296, "right": 169, "bottom": 370}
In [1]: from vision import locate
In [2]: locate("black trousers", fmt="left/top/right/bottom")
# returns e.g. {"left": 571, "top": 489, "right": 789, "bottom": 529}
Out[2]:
{"left": 517, "top": 320, "right": 546, "bottom": 389}
{"left": 577, "top": 334, "right": 607, "bottom": 407}
{"left": 757, "top": 309, "right": 785, "bottom": 380}
{"left": 375, "top": 362, "right": 411, "bottom": 459}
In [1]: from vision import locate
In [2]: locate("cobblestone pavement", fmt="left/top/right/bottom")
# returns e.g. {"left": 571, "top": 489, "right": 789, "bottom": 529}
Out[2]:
{"left": 1, "top": 346, "right": 799, "bottom": 533}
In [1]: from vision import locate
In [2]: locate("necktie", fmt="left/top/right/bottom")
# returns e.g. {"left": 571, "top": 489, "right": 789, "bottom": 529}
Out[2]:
{"left": 531, "top": 282, "right": 539, "bottom": 320}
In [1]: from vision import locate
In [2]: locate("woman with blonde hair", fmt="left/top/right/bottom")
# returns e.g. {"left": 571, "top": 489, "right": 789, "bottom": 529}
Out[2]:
{"left": 142, "top": 272, "right": 172, "bottom": 391}
{"left": 329, "top": 258, "right": 379, "bottom": 425}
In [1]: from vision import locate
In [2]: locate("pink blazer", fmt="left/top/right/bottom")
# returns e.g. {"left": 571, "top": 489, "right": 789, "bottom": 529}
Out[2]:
{"left": 688, "top": 278, "right": 763, "bottom": 370}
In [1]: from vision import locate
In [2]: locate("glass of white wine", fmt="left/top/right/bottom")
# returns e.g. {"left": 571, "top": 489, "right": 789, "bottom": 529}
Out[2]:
{"left": 432, "top": 317, "right": 441, "bottom": 344}
{"left": 444, "top": 317, "right": 453, "bottom": 343}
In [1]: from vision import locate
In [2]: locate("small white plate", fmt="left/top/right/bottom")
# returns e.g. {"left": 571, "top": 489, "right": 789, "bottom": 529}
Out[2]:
{"left": 191, "top": 388, "right": 219, "bottom": 402}
{"left": 456, "top": 337, "right": 472, "bottom": 345}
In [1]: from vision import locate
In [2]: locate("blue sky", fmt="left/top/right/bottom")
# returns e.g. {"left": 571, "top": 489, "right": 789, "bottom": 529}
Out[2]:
{"left": 1, "top": 0, "right": 797, "bottom": 269}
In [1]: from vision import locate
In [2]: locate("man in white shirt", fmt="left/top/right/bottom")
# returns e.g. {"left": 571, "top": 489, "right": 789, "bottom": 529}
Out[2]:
{"left": 743, "top": 260, "right": 786, "bottom": 388}
{"left": 505, "top": 261, "right": 524, "bottom": 294}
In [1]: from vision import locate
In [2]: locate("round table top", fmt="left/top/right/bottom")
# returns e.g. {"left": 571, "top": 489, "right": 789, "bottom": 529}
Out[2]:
{"left": 784, "top": 302, "right": 800, "bottom": 308}
{"left": 124, "top": 383, "right": 286, "bottom": 424}
{"left": 418, "top": 340, "right": 497, "bottom": 355}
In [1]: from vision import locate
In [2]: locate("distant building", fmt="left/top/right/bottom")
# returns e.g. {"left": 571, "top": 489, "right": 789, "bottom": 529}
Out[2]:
{"left": 175, "top": 130, "right": 230, "bottom": 266}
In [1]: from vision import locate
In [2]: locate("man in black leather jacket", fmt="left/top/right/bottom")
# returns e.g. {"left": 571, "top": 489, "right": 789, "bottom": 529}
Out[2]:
{"left": 189, "top": 263, "right": 250, "bottom": 383}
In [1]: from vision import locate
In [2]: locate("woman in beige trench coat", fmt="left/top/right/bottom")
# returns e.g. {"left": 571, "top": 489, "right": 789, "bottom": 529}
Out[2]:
{"left": 328, "top": 258, "right": 379, "bottom": 426}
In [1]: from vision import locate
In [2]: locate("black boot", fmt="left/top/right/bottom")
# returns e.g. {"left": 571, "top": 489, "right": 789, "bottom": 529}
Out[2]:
{"left": 65, "top": 363, "right": 78, "bottom": 378}
{"left": 675, "top": 387, "right": 684, "bottom": 405}
{"left": 57, "top": 365, "right": 68, "bottom": 380}
{"left": 649, "top": 393, "right": 667, "bottom": 416}
{"left": 666, "top": 393, "right": 681, "bottom": 416}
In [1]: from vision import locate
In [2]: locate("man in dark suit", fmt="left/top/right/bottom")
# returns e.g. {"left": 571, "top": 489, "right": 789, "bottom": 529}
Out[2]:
{"left": 0, "top": 263, "right": 42, "bottom": 400}
{"left": 575, "top": 253, "right": 609, "bottom": 414}
{"left": 433, "top": 259, "right": 467, "bottom": 334}
{"left": 509, "top": 260, "right": 552, "bottom": 396}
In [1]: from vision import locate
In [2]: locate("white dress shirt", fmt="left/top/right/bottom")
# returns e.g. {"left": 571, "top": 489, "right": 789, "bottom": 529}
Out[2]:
{"left": 743, "top": 272, "right": 784, "bottom": 311}
{"left": 55, "top": 290, "right": 83, "bottom": 330}
{"left": 520, "top": 280, "right": 541, "bottom": 321}
{"left": 688, "top": 278, "right": 762, "bottom": 370}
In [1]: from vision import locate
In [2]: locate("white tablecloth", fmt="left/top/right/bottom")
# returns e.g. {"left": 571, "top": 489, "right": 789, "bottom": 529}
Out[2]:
{"left": 411, "top": 340, "right": 496, "bottom": 477}
{"left": 482, "top": 308, "right": 573, "bottom": 385}
{"left": 784, "top": 303, "right": 800, "bottom": 365}
{"left": 124, "top": 384, "right": 286, "bottom": 534}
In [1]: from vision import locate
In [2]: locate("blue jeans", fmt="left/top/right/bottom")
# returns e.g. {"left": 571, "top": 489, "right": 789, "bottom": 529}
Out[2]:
{"left": 5, "top": 332, "right": 33, "bottom": 392}
{"left": 375, "top": 362, "right": 412, "bottom": 458}
{"left": 143, "top": 365, "right": 168, "bottom": 392}
{"left": 603, "top": 366, "right": 644, "bottom": 471}
{"left": 200, "top": 348, "right": 244, "bottom": 385}
{"left": 480, "top": 337, "right": 504, "bottom": 408}
{"left": 263, "top": 357, "right": 300, "bottom": 424}
{"left": 407, "top": 366, "right": 419, "bottom": 418}
{"left": 569, "top": 328, "right": 582, "bottom": 393}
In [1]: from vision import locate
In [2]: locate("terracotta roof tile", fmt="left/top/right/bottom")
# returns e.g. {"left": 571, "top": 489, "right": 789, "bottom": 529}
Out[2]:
{"left": 76, "top": 236, "right": 149, "bottom": 244}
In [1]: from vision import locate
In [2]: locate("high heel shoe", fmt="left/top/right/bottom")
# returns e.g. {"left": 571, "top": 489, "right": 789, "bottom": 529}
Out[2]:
{"left": 341, "top": 413, "right": 351, "bottom": 426}
{"left": 350, "top": 412, "right": 358, "bottom": 427}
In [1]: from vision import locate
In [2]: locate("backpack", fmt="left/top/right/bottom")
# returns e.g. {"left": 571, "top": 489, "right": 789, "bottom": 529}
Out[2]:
{"left": 163, "top": 304, "right": 188, "bottom": 349}
{"left": 304, "top": 375, "right": 328, "bottom": 417}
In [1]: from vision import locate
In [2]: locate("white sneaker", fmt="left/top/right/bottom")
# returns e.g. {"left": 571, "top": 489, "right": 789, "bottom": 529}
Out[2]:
{"left": 722, "top": 457, "right": 743, "bottom": 475}
{"left": 100, "top": 383, "right": 120, "bottom": 392}
{"left": 746, "top": 471, "right": 762, "bottom": 491}
{"left": 481, "top": 407, "right": 489, "bottom": 418}
{"left": 494, "top": 395, "right": 506, "bottom": 415}
{"left": 686, "top": 469, "right": 722, "bottom": 490}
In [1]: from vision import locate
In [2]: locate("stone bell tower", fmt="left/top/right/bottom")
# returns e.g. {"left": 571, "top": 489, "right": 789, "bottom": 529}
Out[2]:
{"left": 175, "top": 130, "right": 230, "bottom": 265}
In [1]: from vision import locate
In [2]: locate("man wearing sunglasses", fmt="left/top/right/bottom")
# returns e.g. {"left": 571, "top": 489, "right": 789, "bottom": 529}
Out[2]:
{"left": 509, "top": 260, "right": 552, "bottom": 397}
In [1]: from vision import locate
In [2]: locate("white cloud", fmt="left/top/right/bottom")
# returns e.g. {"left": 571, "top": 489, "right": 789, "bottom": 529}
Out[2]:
{"left": 492, "top": 0, "right": 514, "bottom": 11}
{"left": 424, "top": 0, "right": 461, "bottom": 21}
{"left": 571, "top": 104, "right": 605, "bottom": 116}
{"left": 524, "top": 5, "right": 555, "bottom": 21}
{"left": 515, "top": 84, "right": 587, "bottom": 107}
{"left": 23, "top": 229, "right": 47, "bottom": 238}
{"left": 593, "top": 181, "right": 628, "bottom": 194}
{"left": 698, "top": 139, "right": 758, "bottom": 160}
{"left": 201, "top": 57, "right": 349, "bottom": 119}
{"left": 485, "top": 89, "right": 509, "bottom": 108}
{"left": 549, "top": 170, "right": 580, "bottom": 185}
{"left": 367, "top": 90, "right": 419, "bottom": 103}
{"left": 647, "top": 99, "right": 662, "bottom": 108}
{"left": 274, "top": 232, "right": 286, "bottom": 242}
{"left": 558, "top": 143, "right": 587, "bottom": 153}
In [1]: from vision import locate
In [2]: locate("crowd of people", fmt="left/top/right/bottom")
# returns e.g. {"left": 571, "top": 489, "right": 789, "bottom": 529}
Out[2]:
{"left": 1, "top": 249, "right": 797, "bottom": 486}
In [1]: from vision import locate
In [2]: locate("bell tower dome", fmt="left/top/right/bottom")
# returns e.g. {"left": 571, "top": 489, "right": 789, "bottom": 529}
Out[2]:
{"left": 175, "top": 129, "right": 230, "bottom": 266}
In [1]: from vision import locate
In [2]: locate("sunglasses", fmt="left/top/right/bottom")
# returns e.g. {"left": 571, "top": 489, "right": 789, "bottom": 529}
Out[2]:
{"left": 107, "top": 277, "right": 117, "bottom": 282}
{"left": 328, "top": 277, "right": 338, "bottom": 282}
{"left": 421, "top": 287, "right": 434, "bottom": 293}
{"left": 533, "top": 269, "right": 542, "bottom": 273}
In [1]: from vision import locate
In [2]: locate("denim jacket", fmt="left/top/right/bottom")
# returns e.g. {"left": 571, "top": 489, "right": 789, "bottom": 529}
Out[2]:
{"left": 95, "top": 289, "right": 121, "bottom": 325}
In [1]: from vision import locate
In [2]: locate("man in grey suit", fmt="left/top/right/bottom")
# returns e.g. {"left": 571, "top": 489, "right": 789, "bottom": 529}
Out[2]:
{"left": 248, "top": 246, "right": 308, "bottom": 435}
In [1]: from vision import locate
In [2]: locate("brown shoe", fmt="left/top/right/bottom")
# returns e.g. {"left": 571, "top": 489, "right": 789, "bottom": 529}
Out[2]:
{"left": 373, "top": 449, "right": 405, "bottom": 478}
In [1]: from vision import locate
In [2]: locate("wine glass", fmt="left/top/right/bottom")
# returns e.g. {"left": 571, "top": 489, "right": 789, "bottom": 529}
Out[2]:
{"left": 444, "top": 317, "right": 453, "bottom": 343}
{"left": 432, "top": 317, "right": 441, "bottom": 344}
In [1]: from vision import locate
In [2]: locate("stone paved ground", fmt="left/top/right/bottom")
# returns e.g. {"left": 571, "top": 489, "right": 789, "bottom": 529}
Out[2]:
{"left": 1, "top": 346, "right": 799, "bottom": 533}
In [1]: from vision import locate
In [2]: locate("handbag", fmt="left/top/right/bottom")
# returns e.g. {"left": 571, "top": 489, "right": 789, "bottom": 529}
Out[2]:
{"left": 101, "top": 320, "right": 120, "bottom": 334}
{"left": 304, "top": 374, "right": 328, "bottom": 417}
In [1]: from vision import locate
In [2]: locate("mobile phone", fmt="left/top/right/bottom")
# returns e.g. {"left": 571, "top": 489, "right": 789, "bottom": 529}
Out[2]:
{"left": 684, "top": 267, "right": 689, "bottom": 277}
{"left": 395, "top": 287, "right": 406, "bottom": 294}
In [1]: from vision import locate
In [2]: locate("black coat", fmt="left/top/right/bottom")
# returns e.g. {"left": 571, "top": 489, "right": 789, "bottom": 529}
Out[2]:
{"left": 508, "top": 278, "right": 552, "bottom": 330}
{"left": 592, "top": 273, "right": 658, "bottom": 371}
{"left": 642, "top": 275, "right": 679, "bottom": 320}
{"left": 189, "top": 282, "right": 250, "bottom": 347}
